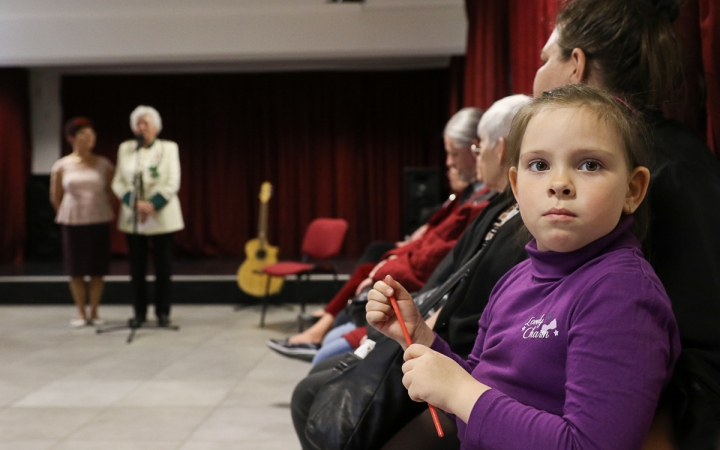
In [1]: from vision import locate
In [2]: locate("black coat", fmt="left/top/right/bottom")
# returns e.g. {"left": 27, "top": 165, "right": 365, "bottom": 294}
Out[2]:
{"left": 431, "top": 191, "right": 529, "bottom": 358}
{"left": 645, "top": 118, "right": 720, "bottom": 448}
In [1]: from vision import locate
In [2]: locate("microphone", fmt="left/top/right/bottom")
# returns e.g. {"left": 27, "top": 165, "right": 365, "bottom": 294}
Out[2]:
{"left": 135, "top": 133, "right": 144, "bottom": 150}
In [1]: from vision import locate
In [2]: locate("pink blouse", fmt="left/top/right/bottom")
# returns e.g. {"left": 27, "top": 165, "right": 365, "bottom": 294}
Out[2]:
{"left": 51, "top": 155, "right": 115, "bottom": 225}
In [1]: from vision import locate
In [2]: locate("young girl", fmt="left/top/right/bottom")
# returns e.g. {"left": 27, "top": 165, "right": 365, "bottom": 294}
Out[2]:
{"left": 366, "top": 84, "right": 680, "bottom": 450}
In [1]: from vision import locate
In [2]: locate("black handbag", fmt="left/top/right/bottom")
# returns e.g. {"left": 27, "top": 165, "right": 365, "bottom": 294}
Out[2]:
{"left": 305, "top": 334, "right": 424, "bottom": 450}
{"left": 304, "top": 249, "right": 484, "bottom": 450}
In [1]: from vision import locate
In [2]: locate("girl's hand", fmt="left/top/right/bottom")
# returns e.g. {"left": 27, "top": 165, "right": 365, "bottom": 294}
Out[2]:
{"left": 366, "top": 275, "right": 434, "bottom": 348}
{"left": 402, "top": 344, "right": 490, "bottom": 421}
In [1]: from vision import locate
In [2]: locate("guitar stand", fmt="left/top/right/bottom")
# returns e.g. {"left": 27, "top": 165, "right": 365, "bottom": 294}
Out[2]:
{"left": 235, "top": 268, "right": 294, "bottom": 327}
{"left": 96, "top": 319, "right": 179, "bottom": 344}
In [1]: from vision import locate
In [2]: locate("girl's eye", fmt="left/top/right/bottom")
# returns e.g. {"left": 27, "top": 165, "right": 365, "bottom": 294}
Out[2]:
{"left": 528, "top": 160, "right": 549, "bottom": 172}
{"left": 579, "top": 160, "right": 602, "bottom": 171}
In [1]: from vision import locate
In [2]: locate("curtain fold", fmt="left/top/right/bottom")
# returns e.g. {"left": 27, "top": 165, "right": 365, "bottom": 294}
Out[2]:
{"left": 700, "top": 0, "right": 719, "bottom": 156}
{"left": 463, "top": 0, "right": 511, "bottom": 109}
{"left": 0, "top": 69, "right": 30, "bottom": 264}
{"left": 461, "top": 0, "right": 559, "bottom": 109}
{"left": 61, "top": 70, "right": 450, "bottom": 258}
{"left": 508, "top": 0, "right": 560, "bottom": 95}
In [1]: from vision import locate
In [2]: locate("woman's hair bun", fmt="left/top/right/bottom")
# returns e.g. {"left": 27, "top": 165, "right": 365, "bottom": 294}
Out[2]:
{"left": 643, "top": 0, "right": 681, "bottom": 22}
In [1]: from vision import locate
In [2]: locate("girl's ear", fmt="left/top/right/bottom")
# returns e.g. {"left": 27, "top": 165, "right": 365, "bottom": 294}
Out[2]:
{"left": 568, "top": 48, "right": 588, "bottom": 84}
{"left": 508, "top": 166, "right": 520, "bottom": 200}
{"left": 624, "top": 166, "right": 650, "bottom": 214}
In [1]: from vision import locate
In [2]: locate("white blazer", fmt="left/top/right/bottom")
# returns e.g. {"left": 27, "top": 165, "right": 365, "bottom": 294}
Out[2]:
{"left": 112, "top": 139, "right": 185, "bottom": 235}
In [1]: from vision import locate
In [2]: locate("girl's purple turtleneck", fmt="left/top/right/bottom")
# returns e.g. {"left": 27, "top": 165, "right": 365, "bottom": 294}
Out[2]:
{"left": 431, "top": 217, "right": 680, "bottom": 450}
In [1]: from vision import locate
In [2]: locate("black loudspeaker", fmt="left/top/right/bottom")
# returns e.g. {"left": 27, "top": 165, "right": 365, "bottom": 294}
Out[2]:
{"left": 26, "top": 174, "right": 62, "bottom": 261}
{"left": 403, "top": 167, "right": 442, "bottom": 237}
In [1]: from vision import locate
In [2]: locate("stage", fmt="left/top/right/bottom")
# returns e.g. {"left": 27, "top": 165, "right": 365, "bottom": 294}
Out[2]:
{"left": 0, "top": 258, "right": 353, "bottom": 305}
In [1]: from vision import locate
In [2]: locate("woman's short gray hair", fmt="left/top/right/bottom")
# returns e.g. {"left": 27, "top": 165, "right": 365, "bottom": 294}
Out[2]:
{"left": 130, "top": 105, "right": 163, "bottom": 134}
{"left": 478, "top": 95, "right": 531, "bottom": 148}
{"left": 444, "top": 107, "right": 483, "bottom": 146}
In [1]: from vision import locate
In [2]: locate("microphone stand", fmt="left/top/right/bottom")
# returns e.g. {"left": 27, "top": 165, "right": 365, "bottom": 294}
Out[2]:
{"left": 96, "top": 137, "right": 179, "bottom": 343}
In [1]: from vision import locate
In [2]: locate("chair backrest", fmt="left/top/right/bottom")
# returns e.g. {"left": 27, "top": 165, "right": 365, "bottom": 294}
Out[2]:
{"left": 302, "top": 218, "right": 349, "bottom": 260}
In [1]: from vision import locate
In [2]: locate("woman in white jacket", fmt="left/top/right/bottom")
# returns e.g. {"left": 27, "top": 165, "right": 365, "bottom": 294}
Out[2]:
{"left": 112, "top": 105, "right": 184, "bottom": 327}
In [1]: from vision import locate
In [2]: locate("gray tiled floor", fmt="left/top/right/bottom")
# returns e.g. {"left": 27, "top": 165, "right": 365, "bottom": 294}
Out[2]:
{"left": 0, "top": 304, "right": 317, "bottom": 449}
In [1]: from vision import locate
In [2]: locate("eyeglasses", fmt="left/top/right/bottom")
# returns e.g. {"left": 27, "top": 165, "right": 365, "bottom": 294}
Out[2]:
{"left": 470, "top": 143, "right": 481, "bottom": 155}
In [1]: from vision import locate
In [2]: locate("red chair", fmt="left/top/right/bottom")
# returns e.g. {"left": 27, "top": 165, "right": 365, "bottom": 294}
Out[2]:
{"left": 259, "top": 218, "right": 348, "bottom": 327}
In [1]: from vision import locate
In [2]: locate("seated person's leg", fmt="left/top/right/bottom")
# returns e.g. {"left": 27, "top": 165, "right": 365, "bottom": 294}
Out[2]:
{"left": 641, "top": 403, "right": 676, "bottom": 450}
{"left": 332, "top": 309, "right": 351, "bottom": 328}
{"left": 380, "top": 409, "right": 460, "bottom": 450}
{"left": 289, "top": 313, "right": 334, "bottom": 345}
{"left": 311, "top": 321, "right": 357, "bottom": 366}
{"left": 272, "top": 264, "right": 375, "bottom": 350}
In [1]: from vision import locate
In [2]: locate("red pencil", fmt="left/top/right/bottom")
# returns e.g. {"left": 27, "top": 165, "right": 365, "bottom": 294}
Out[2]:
{"left": 389, "top": 295, "right": 444, "bottom": 438}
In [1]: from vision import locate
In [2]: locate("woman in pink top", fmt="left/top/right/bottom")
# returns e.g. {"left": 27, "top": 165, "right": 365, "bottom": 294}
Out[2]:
{"left": 50, "top": 117, "right": 115, "bottom": 328}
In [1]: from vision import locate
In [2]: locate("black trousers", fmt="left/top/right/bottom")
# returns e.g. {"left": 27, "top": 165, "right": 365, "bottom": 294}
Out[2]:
{"left": 126, "top": 232, "right": 174, "bottom": 320}
{"left": 291, "top": 353, "right": 460, "bottom": 450}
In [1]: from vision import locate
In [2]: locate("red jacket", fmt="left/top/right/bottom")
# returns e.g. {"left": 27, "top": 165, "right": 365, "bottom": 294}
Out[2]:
{"left": 374, "top": 187, "right": 494, "bottom": 292}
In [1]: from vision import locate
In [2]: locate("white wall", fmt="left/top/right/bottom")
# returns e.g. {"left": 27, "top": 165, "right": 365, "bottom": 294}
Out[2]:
{"left": 30, "top": 69, "right": 62, "bottom": 174}
{"left": 15, "top": 0, "right": 467, "bottom": 173}
{"left": 0, "top": 0, "right": 466, "bottom": 67}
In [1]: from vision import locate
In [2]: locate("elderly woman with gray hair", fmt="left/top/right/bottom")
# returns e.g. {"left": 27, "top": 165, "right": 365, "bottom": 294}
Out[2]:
{"left": 112, "top": 105, "right": 184, "bottom": 328}
{"left": 268, "top": 107, "right": 490, "bottom": 360}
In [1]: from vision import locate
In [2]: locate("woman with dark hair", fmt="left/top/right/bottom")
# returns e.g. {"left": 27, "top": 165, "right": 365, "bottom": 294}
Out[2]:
{"left": 533, "top": 0, "right": 720, "bottom": 447}
{"left": 50, "top": 117, "right": 115, "bottom": 328}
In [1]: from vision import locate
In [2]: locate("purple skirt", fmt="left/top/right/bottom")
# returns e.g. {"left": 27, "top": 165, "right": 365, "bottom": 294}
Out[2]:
{"left": 62, "top": 223, "right": 110, "bottom": 276}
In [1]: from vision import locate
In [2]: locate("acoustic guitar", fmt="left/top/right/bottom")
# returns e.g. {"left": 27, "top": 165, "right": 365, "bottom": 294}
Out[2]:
{"left": 237, "top": 182, "right": 284, "bottom": 297}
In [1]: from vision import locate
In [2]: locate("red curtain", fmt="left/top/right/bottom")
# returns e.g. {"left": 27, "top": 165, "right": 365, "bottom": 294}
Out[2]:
{"left": 666, "top": 0, "right": 706, "bottom": 142}
{"left": 508, "top": 0, "right": 560, "bottom": 95}
{"left": 700, "top": 0, "right": 720, "bottom": 156}
{"left": 0, "top": 69, "right": 30, "bottom": 264}
{"left": 463, "top": 0, "right": 511, "bottom": 110}
{"left": 61, "top": 70, "right": 450, "bottom": 259}
{"left": 460, "top": 0, "right": 559, "bottom": 109}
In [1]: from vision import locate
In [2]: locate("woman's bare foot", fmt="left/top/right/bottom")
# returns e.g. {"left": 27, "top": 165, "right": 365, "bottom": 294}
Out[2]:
{"left": 287, "top": 313, "right": 334, "bottom": 344}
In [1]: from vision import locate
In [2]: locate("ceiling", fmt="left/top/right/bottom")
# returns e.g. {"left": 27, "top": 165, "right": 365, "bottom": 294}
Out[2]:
{"left": 0, "top": 0, "right": 466, "bottom": 70}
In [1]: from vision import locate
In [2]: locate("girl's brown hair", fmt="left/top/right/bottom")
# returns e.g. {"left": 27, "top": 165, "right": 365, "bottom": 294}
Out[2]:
{"left": 555, "top": 0, "right": 683, "bottom": 112}
{"left": 504, "top": 84, "right": 650, "bottom": 240}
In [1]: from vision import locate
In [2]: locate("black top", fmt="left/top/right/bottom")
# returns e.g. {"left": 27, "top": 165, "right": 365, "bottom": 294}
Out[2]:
{"left": 645, "top": 119, "right": 720, "bottom": 361}
{"left": 644, "top": 118, "right": 720, "bottom": 447}
{"left": 431, "top": 191, "right": 529, "bottom": 358}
